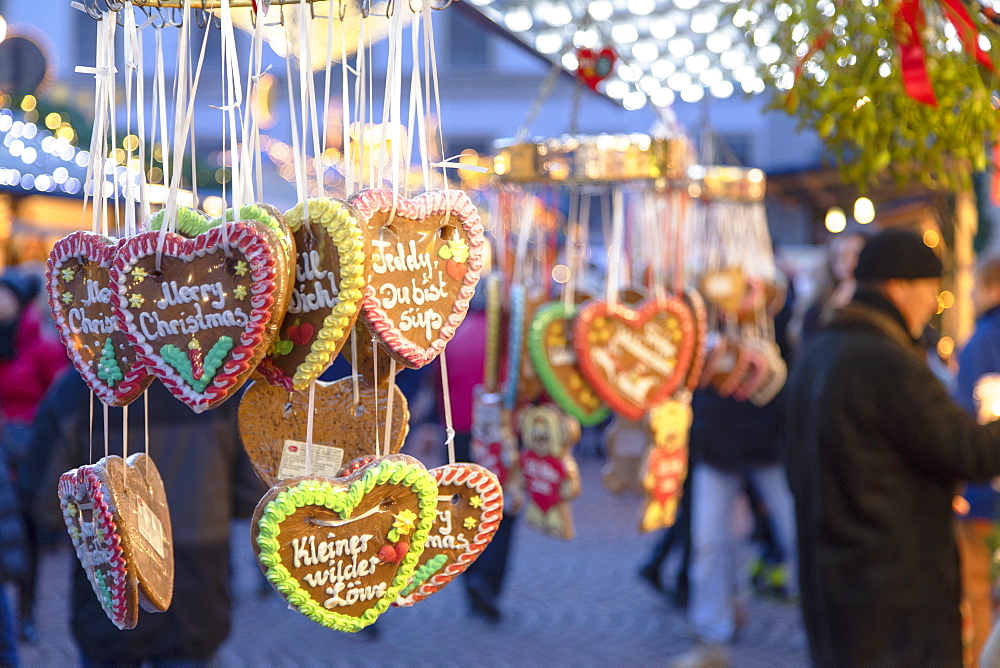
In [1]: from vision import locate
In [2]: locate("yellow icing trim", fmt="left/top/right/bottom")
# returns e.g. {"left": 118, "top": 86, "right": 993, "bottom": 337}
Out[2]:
{"left": 281, "top": 198, "right": 366, "bottom": 390}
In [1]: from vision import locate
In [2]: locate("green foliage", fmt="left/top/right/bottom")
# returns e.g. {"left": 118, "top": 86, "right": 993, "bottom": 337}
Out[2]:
{"left": 731, "top": 0, "right": 1000, "bottom": 191}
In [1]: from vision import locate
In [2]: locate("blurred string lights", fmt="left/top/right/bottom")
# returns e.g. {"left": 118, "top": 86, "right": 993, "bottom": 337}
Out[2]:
{"left": 0, "top": 98, "right": 89, "bottom": 197}
{"left": 465, "top": 0, "right": 763, "bottom": 109}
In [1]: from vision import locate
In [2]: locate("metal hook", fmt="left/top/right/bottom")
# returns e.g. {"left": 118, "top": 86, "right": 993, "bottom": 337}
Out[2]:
{"left": 385, "top": 0, "right": 394, "bottom": 18}
{"left": 430, "top": 0, "right": 452, "bottom": 8}
{"left": 360, "top": 0, "right": 371, "bottom": 19}
{"left": 85, "top": 0, "right": 104, "bottom": 20}
{"left": 337, "top": 0, "right": 347, "bottom": 21}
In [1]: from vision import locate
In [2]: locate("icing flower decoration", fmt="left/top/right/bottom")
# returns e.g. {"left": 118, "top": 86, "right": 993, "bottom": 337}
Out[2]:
{"left": 234, "top": 260, "right": 249, "bottom": 277}
{"left": 233, "top": 285, "right": 248, "bottom": 301}
{"left": 61, "top": 267, "right": 76, "bottom": 282}
{"left": 468, "top": 495, "right": 483, "bottom": 509}
{"left": 463, "top": 516, "right": 478, "bottom": 530}
{"left": 130, "top": 267, "right": 148, "bottom": 283}
{"left": 129, "top": 294, "right": 145, "bottom": 308}
{"left": 448, "top": 237, "right": 470, "bottom": 264}
{"left": 61, "top": 292, "right": 73, "bottom": 305}
{"left": 389, "top": 509, "right": 418, "bottom": 540}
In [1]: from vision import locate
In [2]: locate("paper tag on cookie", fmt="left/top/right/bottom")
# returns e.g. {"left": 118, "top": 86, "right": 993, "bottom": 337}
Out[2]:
{"left": 135, "top": 496, "right": 165, "bottom": 559}
{"left": 277, "top": 439, "right": 345, "bottom": 479}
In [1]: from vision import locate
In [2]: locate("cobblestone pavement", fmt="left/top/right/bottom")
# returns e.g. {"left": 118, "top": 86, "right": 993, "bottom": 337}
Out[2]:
{"left": 21, "top": 455, "right": 807, "bottom": 667}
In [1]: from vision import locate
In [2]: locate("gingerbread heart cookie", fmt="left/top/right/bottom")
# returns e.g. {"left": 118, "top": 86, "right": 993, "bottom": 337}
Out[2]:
{"left": 527, "top": 301, "right": 609, "bottom": 427}
{"left": 237, "top": 377, "right": 410, "bottom": 488}
{"left": 110, "top": 222, "right": 289, "bottom": 412}
{"left": 252, "top": 454, "right": 437, "bottom": 632}
{"left": 58, "top": 453, "right": 174, "bottom": 629}
{"left": 258, "top": 198, "right": 367, "bottom": 390}
{"left": 394, "top": 463, "right": 503, "bottom": 607}
{"left": 349, "top": 189, "right": 485, "bottom": 369}
{"left": 519, "top": 404, "right": 581, "bottom": 540}
{"left": 46, "top": 232, "right": 152, "bottom": 406}
{"left": 573, "top": 298, "right": 696, "bottom": 421}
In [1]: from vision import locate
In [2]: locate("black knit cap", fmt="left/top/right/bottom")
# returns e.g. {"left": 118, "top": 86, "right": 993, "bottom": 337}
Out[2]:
{"left": 853, "top": 228, "right": 943, "bottom": 281}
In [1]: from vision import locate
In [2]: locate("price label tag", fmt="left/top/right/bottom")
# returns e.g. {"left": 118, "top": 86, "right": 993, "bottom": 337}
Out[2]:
{"left": 278, "top": 440, "right": 345, "bottom": 480}
{"left": 136, "top": 497, "right": 166, "bottom": 559}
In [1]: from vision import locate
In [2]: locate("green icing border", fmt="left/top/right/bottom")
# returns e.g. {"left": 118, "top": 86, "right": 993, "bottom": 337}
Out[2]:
{"left": 149, "top": 207, "right": 213, "bottom": 237}
{"left": 527, "top": 301, "right": 610, "bottom": 427}
{"left": 216, "top": 204, "right": 279, "bottom": 233}
{"left": 255, "top": 461, "right": 438, "bottom": 633}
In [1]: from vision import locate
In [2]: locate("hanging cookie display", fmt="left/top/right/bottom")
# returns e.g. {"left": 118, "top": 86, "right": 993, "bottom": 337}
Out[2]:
{"left": 349, "top": 188, "right": 486, "bottom": 369}
{"left": 110, "top": 221, "right": 291, "bottom": 412}
{"left": 601, "top": 416, "right": 650, "bottom": 495}
{"left": 471, "top": 386, "right": 521, "bottom": 500}
{"left": 252, "top": 454, "right": 437, "bottom": 632}
{"left": 58, "top": 453, "right": 174, "bottom": 629}
{"left": 237, "top": 377, "right": 410, "bottom": 488}
{"left": 46, "top": 232, "right": 153, "bottom": 407}
{"left": 394, "top": 463, "right": 503, "bottom": 607}
{"left": 519, "top": 404, "right": 581, "bottom": 540}
{"left": 527, "top": 301, "right": 610, "bottom": 426}
{"left": 639, "top": 400, "right": 692, "bottom": 532}
{"left": 573, "top": 298, "right": 697, "bottom": 422}
{"left": 257, "top": 198, "right": 368, "bottom": 390}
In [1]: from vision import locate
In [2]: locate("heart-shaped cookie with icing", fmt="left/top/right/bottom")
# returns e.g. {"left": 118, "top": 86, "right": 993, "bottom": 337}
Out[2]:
{"left": 252, "top": 454, "right": 438, "bottom": 632}
{"left": 349, "top": 189, "right": 485, "bottom": 369}
{"left": 527, "top": 301, "right": 609, "bottom": 427}
{"left": 573, "top": 298, "right": 696, "bottom": 421}
{"left": 58, "top": 453, "right": 174, "bottom": 629}
{"left": 237, "top": 377, "right": 410, "bottom": 488}
{"left": 258, "top": 198, "right": 368, "bottom": 390}
{"left": 46, "top": 232, "right": 152, "bottom": 406}
{"left": 394, "top": 463, "right": 503, "bottom": 607}
{"left": 110, "top": 221, "right": 289, "bottom": 412}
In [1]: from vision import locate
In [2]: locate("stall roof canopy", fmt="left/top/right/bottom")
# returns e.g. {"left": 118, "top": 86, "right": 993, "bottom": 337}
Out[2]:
{"left": 460, "top": 0, "right": 763, "bottom": 111}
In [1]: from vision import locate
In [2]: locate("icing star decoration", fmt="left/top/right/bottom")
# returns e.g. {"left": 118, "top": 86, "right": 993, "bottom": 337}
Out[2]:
{"left": 469, "top": 495, "right": 483, "bottom": 509}
{"left": 60, "top": 267, "right": 76, "bottom": 282}
{"left": 131, "top": 267, "right": 148, "bottom": 283}
{"left": 391, "top": 509, "right": 418, "bottom": 536}
{"left": 233, "top": 285, "right": 248, "bottom": 300}
{"left": 234, "top": 260, "right": 249, "bottom": 277}
{"left": 60, "top": 292, "right": 73, "bottom": 305}
{"left": 463, "top": 516, "right": 478, "bottom": 530}
{"left": 129, "top": 294, "right": 145, "bottom": 308}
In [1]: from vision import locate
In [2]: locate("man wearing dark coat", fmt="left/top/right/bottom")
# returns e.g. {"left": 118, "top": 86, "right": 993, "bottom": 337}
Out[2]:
{"left": 785, "top": 228, "right": 1000, "bottom": 667}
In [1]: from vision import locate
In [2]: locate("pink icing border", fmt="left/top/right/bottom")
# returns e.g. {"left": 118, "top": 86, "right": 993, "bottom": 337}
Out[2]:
{"left": 108, "top": 223, "right": 278, "bottom": 413}
{"left": 394, "top": 462, "right": 503, "bottom": 607}
{"left": 58, "top": 466, "right": 131, "bottom": 629}
{"left": 349, "top": 189, "right": 485, "bottom": 369}
{"left": 46, "top": 231, "right": 151, "bottom": 406}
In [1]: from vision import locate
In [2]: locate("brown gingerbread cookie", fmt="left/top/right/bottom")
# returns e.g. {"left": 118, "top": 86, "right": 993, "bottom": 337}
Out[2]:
{"left": 519, "top": 404, "right": 581, "bottom": 540}
{"left": 237, "top": 377, "right": 409, "bottom": 488}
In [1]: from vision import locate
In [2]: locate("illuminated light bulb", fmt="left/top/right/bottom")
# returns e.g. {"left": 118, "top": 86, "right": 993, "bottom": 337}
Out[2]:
{"left": 650, "top": 19, "right": 676, "bottom": 40}
{"left": 588, "top": 0, "right": 613, "bottom": 21}
{"left": 633, "top": 42, "right": 659, "bottom": 62}
{"left": 623, "top": 91, "right": 648, "bottom": 110}
{"left": 680, "top": 85, "right": 705, "bottom": 103}
{"left": 710, "top": 80, "right": 735, "bottom": 98}
{"left": 825, "top": 207, "right": 847, "bottom": 233}
{"left": 651, "top": 87, "right": 676, "bottom": 107}
{"left": 854, "top": 197, "right": 875, "bottom": 224}
{"left": 923, "top": 229, "right": 940, "bottom": 248}
{"left": 611, "top": 23, "right": 639, "bottom": 43}
{"left": 691, "top": 12, "right": 718, "bottom": 33}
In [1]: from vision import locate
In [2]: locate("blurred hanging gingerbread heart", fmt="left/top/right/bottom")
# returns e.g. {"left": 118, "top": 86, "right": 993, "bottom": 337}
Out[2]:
{"left": 576, "top": 47, "right": 616, "bottom": 91}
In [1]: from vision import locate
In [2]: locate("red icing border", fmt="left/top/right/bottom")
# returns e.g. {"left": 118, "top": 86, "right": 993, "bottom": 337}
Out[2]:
{"left": 683, "top": 290, "right": 708, "bottom": 395}
{"left": 46, "top": 231, "right": 151, "bottom": 406}
{"left": 573, "top": 298, "right": 696, "bottom": 421}
{"left": 349, "top": 189, "right": 485, "bottom": 369}
{"left": 394, "top": 462, "right": 503, "bottom": 607}
{"left": 58, "top": 466, "right": 131, "bottom": 628}
{"left": 109, "top": 223, "right": 279, "bottom": 412}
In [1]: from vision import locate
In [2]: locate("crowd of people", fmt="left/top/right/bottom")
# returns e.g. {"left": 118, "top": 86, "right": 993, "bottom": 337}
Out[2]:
{"left": 3, "top": 227, "right": 1000, "bottom": 667}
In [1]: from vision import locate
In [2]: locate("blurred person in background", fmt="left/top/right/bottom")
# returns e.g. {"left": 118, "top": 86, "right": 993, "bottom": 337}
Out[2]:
{"left": 785, "top": 229, "right": 1000, "bottom": 666}
{"left": 0, "top": 270, "right": 65, "bottom": 643}
{"left": 28, "top": 373, "right": 263, "bottom": 667}
{"left": 952, "top": 255, "right": 1000, "bottom": 666}
{"left": 789, "top": 231, "right": 866, "bottom": 349}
